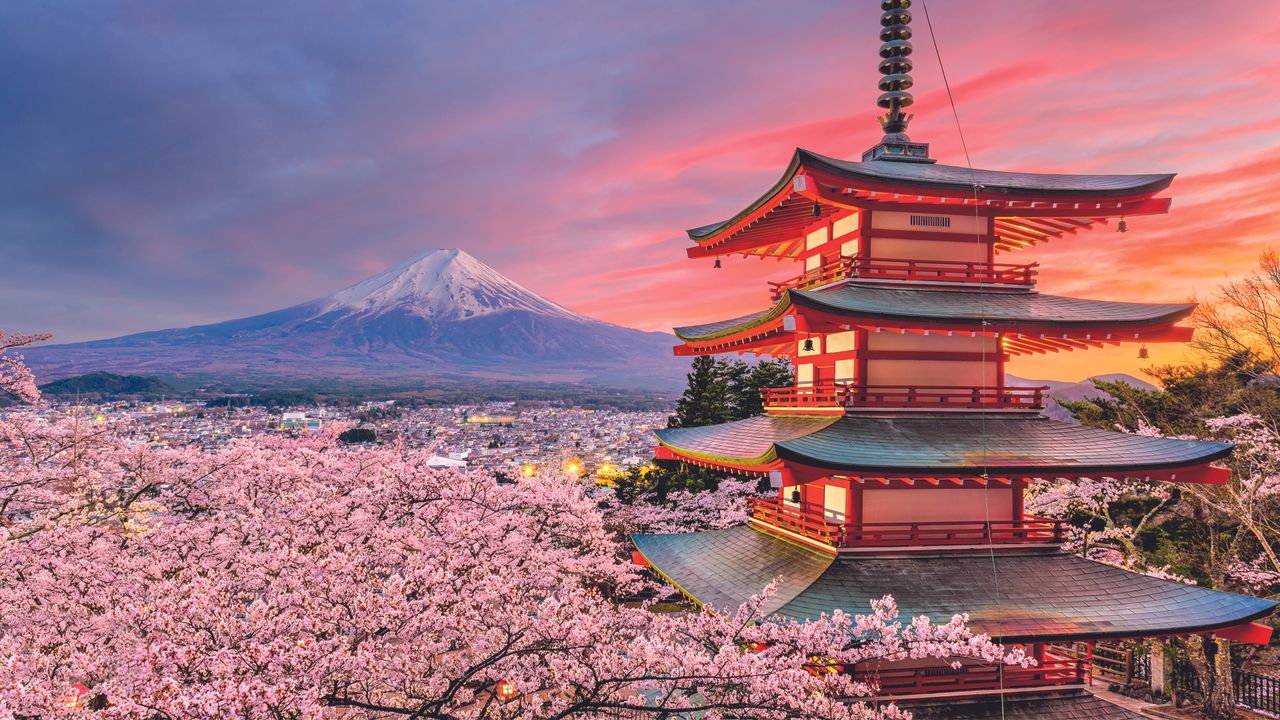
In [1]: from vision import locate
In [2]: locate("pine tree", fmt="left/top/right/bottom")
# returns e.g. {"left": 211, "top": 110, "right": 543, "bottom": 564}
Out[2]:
{"left": 668, "top": 356, "right": 732, "bottom": 428}
{"left": 735, "top": 358, "right": 793, "bottom": 418}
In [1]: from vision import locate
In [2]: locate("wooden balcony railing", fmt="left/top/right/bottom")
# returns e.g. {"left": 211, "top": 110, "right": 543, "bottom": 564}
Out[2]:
{"left": 746, "top": 497, "right": 1066, "bottom": 549}
{"left": 761, "top": 384, "right": 1049, "bottom": 411}
{"left": 853, "top": 655, "right": 1087, "bottom": 696}
{"left": 846, "top": 516, "right": 1066, "bottom": 547}
{"left": 745, "top": 497, "right": 845, "bottom": 547}
{"left": 769, "top": 257, "right": 1038, "bottom": 300}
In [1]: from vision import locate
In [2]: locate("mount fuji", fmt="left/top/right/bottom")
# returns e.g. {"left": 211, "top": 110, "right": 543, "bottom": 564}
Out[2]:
{"left": 23, "top": 249, "right": 688, "bottom": 389}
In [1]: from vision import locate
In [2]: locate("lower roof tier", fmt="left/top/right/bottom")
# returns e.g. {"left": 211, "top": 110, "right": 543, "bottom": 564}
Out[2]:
{"left": 654, "top": 413, "right": 1232, "bottom": 478}
{"left": 631, "top": 525, "right": 1276, "bottom": 642}
{"left": 674, "top": 284, "right": 1195, "bottom": 344}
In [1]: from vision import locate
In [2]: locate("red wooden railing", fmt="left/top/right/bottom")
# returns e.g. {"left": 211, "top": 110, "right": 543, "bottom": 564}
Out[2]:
{"left": 847, "top": 516, "right": 1066, "bottom": 547}
{"left": 746, "top": 497, "right": 845, "bottom": 547}
{"left": 854, "top": 655, "right": 1087, "bottom": 696}
{"left": 746, "top": 497, "right": 1066, "bottom": 549}
{"left": 760, "top": 384, "right": 1048, "bottom": 411}
{"left": 850, "top": 257, "right": 1039, "bottom": 286}
{"left": 769, "top": 257, "right": 1038, "bottom": 299}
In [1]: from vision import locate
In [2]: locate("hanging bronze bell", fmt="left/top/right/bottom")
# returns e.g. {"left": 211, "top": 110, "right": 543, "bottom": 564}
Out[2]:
{"left": 1137, "top": 343, "right": 1149, "bottom": 359}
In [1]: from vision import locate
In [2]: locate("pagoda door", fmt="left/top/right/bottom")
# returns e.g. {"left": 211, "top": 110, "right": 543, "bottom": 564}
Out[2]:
{"left": 823, "top": 485, "right": 847, "bottom": 523}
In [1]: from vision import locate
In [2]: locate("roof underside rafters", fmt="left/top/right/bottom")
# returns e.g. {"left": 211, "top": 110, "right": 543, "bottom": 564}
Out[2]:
{"left": 652, "top": 414, "right": 1234, "bottom": 483}
{"left": 658, "top": 444, "right": 1230, "bottom": 486}
{"left": 688, "top": 149, "right": 1174, "bottom": 259}
{"left": 673, "top": 286, "right": 1196, "bottom": 357}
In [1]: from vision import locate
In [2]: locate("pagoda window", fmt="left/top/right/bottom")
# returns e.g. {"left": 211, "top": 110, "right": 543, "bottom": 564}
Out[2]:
{"left": 822, "top": 484, "right": 848, "bottom": 523}
{"left": 833, "top": 358, "right": 855, "bottom": 383}
{"left": 826, "top": 330, "right": 857, "bottom": 353}
{"left": 833, "top": 213, "right": 860, "bottom": 239}
{"left": 805, "top": 226, "right": 829, "bottom": 250}
{"left": 863, "top": 332, "right": 998, "bottom": 387}
{"left": 862, "top": 487, "right": 1015, "bottom": 525}
{"left": 796, "top": 363, "right": 815, "bottom": 388}
{"left": 871, "top": 211, "right": 982, "bottom": 236}
{"left": 870, "top": 237, "right": 987, "bottom": 263}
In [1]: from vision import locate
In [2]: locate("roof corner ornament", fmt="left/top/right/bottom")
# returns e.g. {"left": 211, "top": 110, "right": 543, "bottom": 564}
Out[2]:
{"left": 862, "top": 0, "right": 936, "bottom": 163}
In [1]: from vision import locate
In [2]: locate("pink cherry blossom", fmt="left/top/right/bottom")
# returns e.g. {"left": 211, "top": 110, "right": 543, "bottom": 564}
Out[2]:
{"left": 0, "top": 416, "right": 1028, "bottom": 720}
{"left": 0, "top": 329, "right": 50, "bottom": 405}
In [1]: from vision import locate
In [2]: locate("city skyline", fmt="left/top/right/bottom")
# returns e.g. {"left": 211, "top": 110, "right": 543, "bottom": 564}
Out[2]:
{"left": 4, "top": 1, "right": 1279, "bottom": 381}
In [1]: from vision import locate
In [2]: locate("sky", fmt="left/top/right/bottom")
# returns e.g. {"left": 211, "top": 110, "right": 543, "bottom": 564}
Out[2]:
{"left": 3, "top": 0, "right": 1280, "bottom": 382}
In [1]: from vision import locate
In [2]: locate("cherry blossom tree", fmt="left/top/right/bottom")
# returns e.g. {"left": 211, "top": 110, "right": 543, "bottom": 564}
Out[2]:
{"left": 1027, "top": 413, "right": 1280, "bottom": 718}
{"left": 0, "top": 417, "right": 1027, "bottom": 720}
{"left": 604, "top": 476, "right": 762, "bottom": 534}
{"left": 0, "top": 329, "right": 50, "bottom": 404}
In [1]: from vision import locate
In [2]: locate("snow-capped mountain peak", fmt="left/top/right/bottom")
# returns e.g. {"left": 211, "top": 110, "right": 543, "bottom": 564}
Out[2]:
{"left": 323, "top": 248, "right": 587, "bottom": 321}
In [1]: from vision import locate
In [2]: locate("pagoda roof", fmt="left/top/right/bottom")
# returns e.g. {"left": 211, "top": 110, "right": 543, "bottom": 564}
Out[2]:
{"left": 674, "top": 285, "right": 1194, "bottom": 343}
{"left": 654, "top": 414, "right": 1232, "bottom": 476}
{"left": 905, "top": 690, "right": 1144, "bottom": 720}
{"left": 687, "top": 149, "right": 1175, "bottom": 256}
{"left": 690, "top": 149, "right": 1173, "bottom": 241}
{"left": 631, "top": 526, "right": 1277, "bottom": 642}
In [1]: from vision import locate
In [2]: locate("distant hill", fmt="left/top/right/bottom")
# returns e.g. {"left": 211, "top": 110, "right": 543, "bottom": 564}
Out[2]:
{"left": 1008, "top": 373, "right": 1158, "bottom": 422}
{"left": 23, "top": 249, "right": 688, "bottom": 391}
{"left": 39, "top": 372, "right": 176, "bottom": 397}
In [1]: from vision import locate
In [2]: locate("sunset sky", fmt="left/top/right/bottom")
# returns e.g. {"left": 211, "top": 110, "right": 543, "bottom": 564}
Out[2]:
{"left": 4, "top": 0, "right": 1280, "bottom": 381}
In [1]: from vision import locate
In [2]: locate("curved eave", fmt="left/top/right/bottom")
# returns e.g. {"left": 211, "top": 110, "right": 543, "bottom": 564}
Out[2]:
{"left": 673, "top": 301, "right": 791, "bottom": 342}
{"left": 790, "top": 287, "right": 1197, "bottom": 332}
{"left": 654, "top": 415, "right": 840, "bottom": 469}
{"left": 687, "top": 148, "right": 1174, "bottom": 248}
{"left": 771, "top": 444, "right": 1235, "bottom": 478}
{"left": 632, "top": 528, "right": 1277, "bottom": 643}
{"left": 655, "top": 414, "right": 1234, "bottom": 479}
{"left": 654, "top": 436, "right": 779, "bottom": 468}
{"left": 673, "top": 286, "right": 1197, "bottom": 351}
{"left": 687, "top": 150, "right": 806, "bottom": 242}
{"left": 799, "top": 149, "right": 1175, "bottom": 200}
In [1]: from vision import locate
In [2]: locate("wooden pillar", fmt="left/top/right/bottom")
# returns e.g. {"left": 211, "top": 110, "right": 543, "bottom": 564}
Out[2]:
{"left": 986, "top": 216, "right": 996, "bottom": 264}
{"left": 860, "top": 211, "right": 873, "bottom": 260}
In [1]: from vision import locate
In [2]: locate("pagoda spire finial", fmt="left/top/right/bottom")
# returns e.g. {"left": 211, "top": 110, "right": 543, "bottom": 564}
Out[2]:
{"left": 862, "top": 0, "right": 934, "bottom": 162}
{"left": 877, "top": 0, "right": 914, "bottom": 134}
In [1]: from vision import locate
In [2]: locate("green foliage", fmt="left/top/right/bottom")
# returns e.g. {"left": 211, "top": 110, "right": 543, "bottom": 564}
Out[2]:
{"left": 1059, "top": 355, "right": 1280, "bottom": 586}
{"left": 668, "top": 357, "right": 793, "bottom": 428}
{"left": 337, "top": 427, "right": 376, "bottom": 444}
{"left": 637, "top": 356, "right": 793, "bottom": 501}
{"left": 38, "top": 372, "right": 174, "bottom": 398}
{"left": 1060, "top": 352, "right": 1280, "bottom": 434}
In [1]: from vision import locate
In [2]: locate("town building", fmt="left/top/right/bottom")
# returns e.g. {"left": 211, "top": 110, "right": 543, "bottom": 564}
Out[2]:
{"left": 631, "top": 2, "right": 1277, "bottom": 717}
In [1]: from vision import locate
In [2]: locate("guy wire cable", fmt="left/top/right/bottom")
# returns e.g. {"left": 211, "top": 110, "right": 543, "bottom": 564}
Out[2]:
{"left": 918, "top": 1, "right": 1006, "bottom": 716}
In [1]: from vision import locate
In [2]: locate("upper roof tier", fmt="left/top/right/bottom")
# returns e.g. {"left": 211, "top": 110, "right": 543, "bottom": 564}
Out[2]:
{"left": 631, "top": 527, "right": 1275, "bottom": 642}
{"left": 687, "top": 149, "right": 1174, "bottom": 258}
{"left": 654, "top": 413, "right": 1232, "bottom": 482}
{"left": 673, "top": 284, "right": 1195, "bottom": 356}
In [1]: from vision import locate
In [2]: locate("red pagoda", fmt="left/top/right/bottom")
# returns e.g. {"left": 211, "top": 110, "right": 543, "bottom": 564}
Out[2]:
{"left": 632, "top": 2, "right": 1277, "bottom": 717}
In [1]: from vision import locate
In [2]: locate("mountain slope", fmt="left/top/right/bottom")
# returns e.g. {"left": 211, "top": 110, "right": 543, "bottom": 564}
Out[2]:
{"left": 1007, "top": 372, "right": 1158, "bottom": 422}
{"left": 24, "top": 249, "right": 687, "bottom": 389}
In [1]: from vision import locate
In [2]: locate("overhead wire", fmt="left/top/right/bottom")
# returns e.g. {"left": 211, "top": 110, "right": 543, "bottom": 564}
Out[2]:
{"left": 917, "top": 1, "right": 1007, "bottom": 717}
